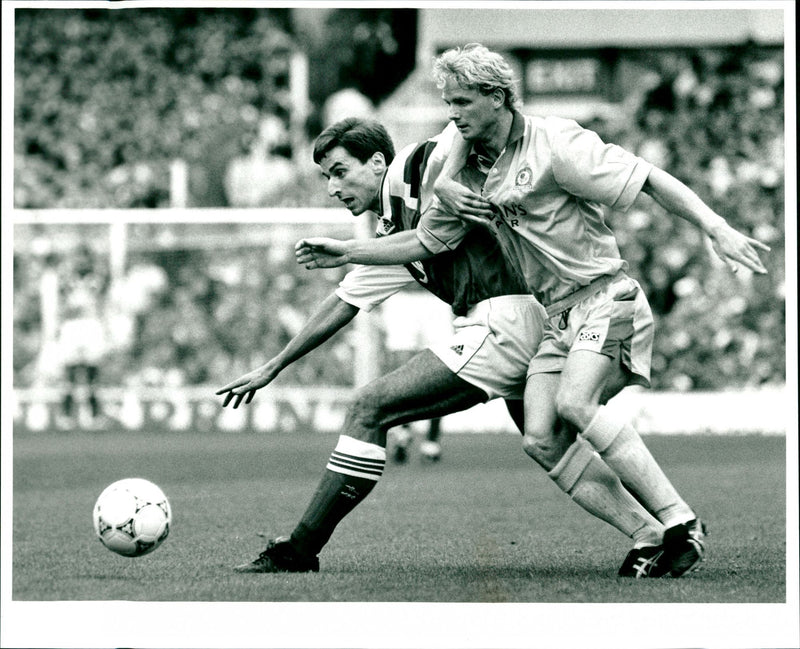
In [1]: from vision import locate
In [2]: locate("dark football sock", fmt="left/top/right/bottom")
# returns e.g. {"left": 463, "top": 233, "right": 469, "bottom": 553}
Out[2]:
{"left": 290, "top": 435, "right": 386, "bottom": 556}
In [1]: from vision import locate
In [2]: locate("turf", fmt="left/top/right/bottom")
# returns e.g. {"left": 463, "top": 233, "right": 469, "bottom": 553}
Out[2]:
{"left": 12, "top": 429, "right": 786, "bottom": 603}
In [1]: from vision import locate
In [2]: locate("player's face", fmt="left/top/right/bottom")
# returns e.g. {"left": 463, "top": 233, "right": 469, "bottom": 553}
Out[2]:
{"left": 319, "top": 146, "right": 385, "bottom": 216}
{"left": 441, "top": 76, "right": 502, "bottom": 144}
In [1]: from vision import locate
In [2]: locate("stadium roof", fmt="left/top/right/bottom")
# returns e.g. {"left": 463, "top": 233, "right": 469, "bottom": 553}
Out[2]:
{"left": 418, "top": 7, "right": 784, "bottom": 63}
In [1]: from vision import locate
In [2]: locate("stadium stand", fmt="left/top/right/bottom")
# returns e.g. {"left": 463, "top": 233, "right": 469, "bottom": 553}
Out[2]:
{"left": 12, "top": 9, "right": 786, "bottom": 407}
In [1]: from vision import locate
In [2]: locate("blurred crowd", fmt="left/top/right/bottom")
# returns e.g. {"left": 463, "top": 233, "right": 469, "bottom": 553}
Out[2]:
{"left": 599, "top": 45, "right": 785, "bottom": 389}
{"left": 13, "top": 10, "right": 785, "bottom": 392}
{"left": 14, "top": 229, "right": 353, "bottom": 393}
{"left": 14, "top": 8, "right": 302, "bottom": 209}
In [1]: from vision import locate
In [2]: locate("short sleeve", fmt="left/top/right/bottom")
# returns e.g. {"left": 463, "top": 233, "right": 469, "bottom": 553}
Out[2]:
{"left": 550, "top": 119, "right": 653, "bottom": 212}
{"left": 416, "top": 203, "right": 472, "bottom": 254}
{"left": 418, "top": 123, "right": 458, "bottom": 213}
{"left": 335, "top": 264, "right": 415, "bottom": 312}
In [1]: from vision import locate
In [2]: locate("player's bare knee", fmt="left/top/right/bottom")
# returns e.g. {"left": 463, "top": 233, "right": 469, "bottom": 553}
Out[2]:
{"left": 554, "top": 390, "right": 594, "bottom": 431}
{"left": 521, "top": 432, "right": 561, "bottom": 470}
{"left": 344, "top": 390, "right": 386, "bottom": 440}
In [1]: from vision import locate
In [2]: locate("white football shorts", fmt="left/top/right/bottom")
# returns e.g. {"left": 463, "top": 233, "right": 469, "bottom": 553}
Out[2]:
{"left": 429, "top": 294, "right": 546, "bottom": 400}
{"left": 58, "top": 316, "right": 108, "bottom": 365}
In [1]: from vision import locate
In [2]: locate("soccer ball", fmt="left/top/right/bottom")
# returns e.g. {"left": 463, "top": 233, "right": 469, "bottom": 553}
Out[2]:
{"left": 93, "top": 478, "right": 171, "bottom": 557}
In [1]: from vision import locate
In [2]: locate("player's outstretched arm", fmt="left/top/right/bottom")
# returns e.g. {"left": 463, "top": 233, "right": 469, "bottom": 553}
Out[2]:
{"left": 216, "top": 293, "right": 359, "bottom": 408}
{"left": 296, "top": 230, "right": 433, "bottom": 269}
{"left": 642, "top": 167, "right": 770, "bottom": 274}
{"left": 295, "top": 237, "right": 351, "bottom": 269}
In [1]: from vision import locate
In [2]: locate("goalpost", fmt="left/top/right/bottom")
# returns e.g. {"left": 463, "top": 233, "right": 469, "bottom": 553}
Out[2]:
{"left": 12, "top": 207, "right": 385, "bottom": 432}
{"left": 11, "top": 208, "right": 787, "bottom": 436}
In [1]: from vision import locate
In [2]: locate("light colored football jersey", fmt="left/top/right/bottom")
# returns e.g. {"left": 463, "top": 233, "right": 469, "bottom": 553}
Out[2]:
{"left": 337, "top": 124, "right": 529, "bottom": 316}
{"left": 418, "top": 112, "right": 653, "bottom": 306}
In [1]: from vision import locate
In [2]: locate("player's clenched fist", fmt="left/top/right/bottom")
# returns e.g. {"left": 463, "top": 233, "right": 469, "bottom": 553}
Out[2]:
{"left": 295, "top": 237, "right": 352, "bottom": 269}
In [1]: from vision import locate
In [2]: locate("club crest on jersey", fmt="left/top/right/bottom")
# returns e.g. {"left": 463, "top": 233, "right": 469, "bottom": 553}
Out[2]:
{"left": 377, "top": 217, "right": 396, "bottom": 235}
{"left": 515, "top": 166, "right": 533, "bottom": 188}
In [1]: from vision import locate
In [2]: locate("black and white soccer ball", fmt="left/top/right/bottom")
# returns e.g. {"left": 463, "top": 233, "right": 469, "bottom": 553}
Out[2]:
{"left": 92, "top": 478, "right": 171, "bottom": 557}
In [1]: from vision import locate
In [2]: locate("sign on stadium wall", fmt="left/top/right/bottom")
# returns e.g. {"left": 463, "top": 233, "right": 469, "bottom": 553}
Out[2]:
{"left": 512, "top": 49, "right": 613, "bottom": 98}
{"left": 12, "top": 387, "right": 352, "bottom": 434}
{"left": 11, "top": 385, "right": 787, "bottom": 435}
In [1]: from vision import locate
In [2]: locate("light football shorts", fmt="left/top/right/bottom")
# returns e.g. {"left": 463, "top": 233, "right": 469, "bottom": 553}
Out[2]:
{"left": 58, "top": 316, "right": 108, "bottom": 365}
{"left": 528, "top": 273, "right": 654, "bottom": 388}
{"left": 429, "top": 294, "right": 545, "bottom": 400}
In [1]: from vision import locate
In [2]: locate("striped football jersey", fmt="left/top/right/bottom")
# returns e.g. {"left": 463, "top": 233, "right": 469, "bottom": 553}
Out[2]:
{"left": 376, "top": 129, "right": 528, "bottom": 316}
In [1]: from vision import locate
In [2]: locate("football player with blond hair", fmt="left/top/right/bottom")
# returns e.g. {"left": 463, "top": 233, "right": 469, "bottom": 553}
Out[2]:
{"left": 297, "top": 43, "right": 769, "bottom": 577}
{"left": 220, "top": 116, "right": 670, "bottom": 576}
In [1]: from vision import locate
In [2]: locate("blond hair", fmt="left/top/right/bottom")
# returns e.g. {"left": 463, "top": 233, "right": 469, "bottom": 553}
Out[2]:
{"left": 432, "top": 43, "right": 522, "bottom": 111}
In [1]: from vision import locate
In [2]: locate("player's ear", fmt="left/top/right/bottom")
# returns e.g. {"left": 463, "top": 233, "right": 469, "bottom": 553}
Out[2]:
{"left": 491, "top": 88, "right": 506, "bottom": 109}
{"left": 369, "top": 152, "right": 387, "bottom": 173}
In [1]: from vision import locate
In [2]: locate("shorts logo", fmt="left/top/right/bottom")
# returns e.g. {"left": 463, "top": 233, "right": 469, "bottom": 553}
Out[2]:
{"left": 578, "top": 330, "right": 601, "bottom": 342}
{"left": 515, "top": 166, "right": 532, "bottom": 187}
{"left": 450, "top": 344, "right": 464, "bottom": 355}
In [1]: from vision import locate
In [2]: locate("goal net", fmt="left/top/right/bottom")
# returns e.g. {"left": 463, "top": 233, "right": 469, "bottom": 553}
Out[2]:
{"left": 11, "top": 207, "right": 395, "bottom": 433}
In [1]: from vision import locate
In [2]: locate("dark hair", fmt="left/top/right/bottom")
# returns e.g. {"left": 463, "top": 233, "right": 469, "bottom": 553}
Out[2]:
{"left": 312, "top": 117, "right": 395, "bottom": 165}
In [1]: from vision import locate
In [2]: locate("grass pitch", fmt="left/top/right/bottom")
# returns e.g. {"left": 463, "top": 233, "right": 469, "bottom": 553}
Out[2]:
{"left": 12, "top": 429, "right": 786, "bottom": 603}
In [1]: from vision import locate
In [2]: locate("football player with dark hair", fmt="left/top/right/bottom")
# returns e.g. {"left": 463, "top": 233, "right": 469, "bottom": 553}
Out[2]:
{"left": 297, "top": 44, "right": 769, "bottom": 577}
{"left": 219, "top": 116, "right": 668, "bottom": 575}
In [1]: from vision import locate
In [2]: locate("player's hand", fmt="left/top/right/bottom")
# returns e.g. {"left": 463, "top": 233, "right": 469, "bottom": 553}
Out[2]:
{"left": 215, "top": 361, "right": 281, "bottom": 408}
{"left": 295, "top": 237, "right": 351, "bottom": 269}
{"left": 433, "top": 176, "right": 494, "bottom": 225}
{"left": 708, "top": 222, "right": 770, "bottom": 274}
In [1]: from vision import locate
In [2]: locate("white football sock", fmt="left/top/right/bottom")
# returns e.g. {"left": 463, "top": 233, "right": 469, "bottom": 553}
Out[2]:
{"left": 549, "top": 439, "right": 664, "bottom": 547}
{"left": 326, "top": 434, "right": 387, "bottom": 481}
{"left": 581, "top": 406, "right": 694, "bottom": 528}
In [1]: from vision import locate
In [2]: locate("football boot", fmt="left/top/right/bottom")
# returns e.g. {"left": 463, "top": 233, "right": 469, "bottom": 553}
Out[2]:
{"left": 234, "top": 535, "right": 320, "bottom": 573}
{"left": 617, "top": 545, "right": 666, "bottom": 578}
{"left": 419, "top": 440, "right": 442, "bottom": 462}
{"left": 661, "top": 518, "right": 707, "bottom": 577}
{"left": 390, "top": 426, "right": 412, "bottom": 464}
